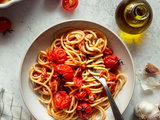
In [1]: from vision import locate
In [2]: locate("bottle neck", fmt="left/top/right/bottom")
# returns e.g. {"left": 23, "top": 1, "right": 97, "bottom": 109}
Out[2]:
{"left": 132, "top": 3, "right": 149, "bottom": 20}
{"left": 124, "top": 2, "right": 150, "bottom": 27}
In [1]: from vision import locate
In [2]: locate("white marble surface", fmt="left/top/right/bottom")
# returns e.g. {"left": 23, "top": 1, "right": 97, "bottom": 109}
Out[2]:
{"left": 0, "top": 0, "right": 160, "bottom": 120}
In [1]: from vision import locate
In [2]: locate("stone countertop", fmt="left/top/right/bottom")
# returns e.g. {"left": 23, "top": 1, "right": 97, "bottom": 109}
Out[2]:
{"left": 0, "top": 0, "right": 160, "bottom": 120}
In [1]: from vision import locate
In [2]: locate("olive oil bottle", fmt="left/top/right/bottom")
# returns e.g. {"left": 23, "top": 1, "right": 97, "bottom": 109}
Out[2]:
{"left": 115, "top": 0, "right": 153, "bottom": 34}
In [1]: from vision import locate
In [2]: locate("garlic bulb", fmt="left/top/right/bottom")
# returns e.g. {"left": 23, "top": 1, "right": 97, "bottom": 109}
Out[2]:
{"left": 134, "top": 101, "right": 160, "bottom": 120}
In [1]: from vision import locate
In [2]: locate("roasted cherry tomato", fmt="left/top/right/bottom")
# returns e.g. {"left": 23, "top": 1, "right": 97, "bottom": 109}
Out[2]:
{"left": 103, "top": 47, "right": 113, "bottom": 55}
{"left": 99, "top": 69, "right": 107, "bottom": 78}
{"left": 62, "top": 0, "right": 78, "bottom": 11}
{"left": 73, "top": 68, "right": 82, "bottom": 88}
{"left": 74, "top": 88, "right": 96, "bottom": 101}
{"left": 109, "top": 84, "right": 116, "bottom": 94}
{"left": 54, "top": 91, "right": 70, "bottom": 109}
{"left": 74, "top": 90, "right": 87, "bottom": 100}
{"left": 47, "top": 48, "right": 67, "bottom": 64}
{"left": 50, "top": 80, "right": 58, "bottom": 94}
{"left": 54, "top": 64, "right": 74, "bottom": 82}
{"left": 0, "top": 17, "right": 13, "bottom": 35}
{"left": 103, "top": 54, "right": 121, "bottom": 70}
{"left": 106, "top": 72, "right": 116, "bottom": 94}
{"left": 107, "top": 72, "right": 116, "bottom": 82}
{"left": 76, "top": 103, "right": 92, "bottom": 119}
{"left": 83, "top": 88, "right": 96, "bottom": 101}
{"left": 53, "top": 48, "right": 67, "bottom": 63}
{"left": 41, "top": 67, "right": 47, "bottom": 81}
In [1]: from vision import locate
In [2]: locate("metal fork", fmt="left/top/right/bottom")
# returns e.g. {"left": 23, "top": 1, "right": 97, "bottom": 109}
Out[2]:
{"left": 92, "top": 74, "right": 124, "bottom": 120}
{"left": 84, "top": 39, "right": 123, "bottom": 119}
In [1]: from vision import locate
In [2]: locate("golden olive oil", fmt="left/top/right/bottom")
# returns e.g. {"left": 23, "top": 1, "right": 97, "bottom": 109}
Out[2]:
{"left": 115, "top": 0, "right": 153, "bottom": 34}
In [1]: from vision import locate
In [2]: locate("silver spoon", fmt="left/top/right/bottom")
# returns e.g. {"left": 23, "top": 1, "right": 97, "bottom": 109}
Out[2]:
{"left": 91, "top": 70, "right": 124, "bottom": 120}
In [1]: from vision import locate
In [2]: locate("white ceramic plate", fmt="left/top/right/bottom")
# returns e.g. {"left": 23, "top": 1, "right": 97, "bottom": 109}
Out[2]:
{"left": 0, "top": 0, "right": 22, "bottom": 8}
{"left": 20, "top": 20, "right": 135, "bottom": 120}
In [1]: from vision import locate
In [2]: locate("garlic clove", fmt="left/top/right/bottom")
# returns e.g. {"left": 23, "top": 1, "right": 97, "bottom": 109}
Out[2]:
{"left": 145, "top": 63, "right": 160, "bottom": 74}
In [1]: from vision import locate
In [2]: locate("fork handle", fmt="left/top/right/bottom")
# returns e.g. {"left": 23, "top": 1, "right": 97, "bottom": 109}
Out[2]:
{"left": 102, "top": 80, "right": 124, "bottom": 120}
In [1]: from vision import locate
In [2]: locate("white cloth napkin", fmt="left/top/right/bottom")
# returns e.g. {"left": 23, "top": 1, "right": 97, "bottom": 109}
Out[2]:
{"left": 0, "top": 85, "right": 36, "bottom": 120}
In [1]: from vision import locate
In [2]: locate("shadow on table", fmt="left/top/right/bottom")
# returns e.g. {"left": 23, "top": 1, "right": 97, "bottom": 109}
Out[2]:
{"left": 43, "top": 0, "right": 60, "bottom": 12}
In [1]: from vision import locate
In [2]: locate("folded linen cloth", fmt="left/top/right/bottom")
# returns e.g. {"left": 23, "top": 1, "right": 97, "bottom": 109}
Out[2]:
{"left": 0, "top": 85, "right": 36, "bottom": 120}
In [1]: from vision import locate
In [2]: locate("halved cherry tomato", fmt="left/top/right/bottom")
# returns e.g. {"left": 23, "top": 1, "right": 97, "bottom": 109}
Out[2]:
{"left": 47, "top": 48, "right": 67, "bottom": 65}
{"left": 54, "top": 91, "right": 70, "bottom": 109}
{"left": 73, "top": 68, "right": 82, "bottom": 87}
{"left": 103, "top": 47, "right": 113, "bottom": 55}
{"left": 62, "top": 0, "right": 78, "bottom": 11}
{"left": 103, "top": 54, "right": 121, "bottom": 70}
{"left": 54, "top": 64, "right": 74, "bottom": 82}
{"left": 76, "top": 103, "right": 92, "bottom": 119}
{"left": 0, "top": 17, "right": 13, "bottom": 35}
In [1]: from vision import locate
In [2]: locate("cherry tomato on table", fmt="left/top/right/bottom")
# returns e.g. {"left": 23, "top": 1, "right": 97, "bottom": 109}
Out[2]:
{"left": 53, "top": 91, "right": 70, "bottom": 109}
{"left": 54, "top": 64, "right": 74, "bottom": 82}
{"left": 103, "top": 54, "right": 121, "bottom": 70}
{"left": 76, "top": 103, "right": 92, "bottom": 119}
{"left": 62, "top": 0, "right": 78, "bottom": 11}
{"left": 0, "top": 17, "right": 13, "bottom": 35}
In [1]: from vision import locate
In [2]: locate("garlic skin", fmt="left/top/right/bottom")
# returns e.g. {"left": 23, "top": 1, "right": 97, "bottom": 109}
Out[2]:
{"left": 134, "top": 101, "right": 160, "bottom": 120}
{"left": 145, "top": 63, "right": 160, "bottom": 74}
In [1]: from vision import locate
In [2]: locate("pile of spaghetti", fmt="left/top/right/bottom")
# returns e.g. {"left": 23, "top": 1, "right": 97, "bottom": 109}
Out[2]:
{"left": 29, "top": 28, "right": 126, "bottom": 120}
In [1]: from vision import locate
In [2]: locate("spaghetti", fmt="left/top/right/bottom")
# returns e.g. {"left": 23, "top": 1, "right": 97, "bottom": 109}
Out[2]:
{"left": 29, "top": 28, "right": 126, "bottom": 120}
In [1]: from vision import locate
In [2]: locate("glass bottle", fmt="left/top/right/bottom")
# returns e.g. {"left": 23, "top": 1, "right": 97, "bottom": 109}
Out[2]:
{"left": 115, "top": 0, "right": 153, "bottom": 34}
